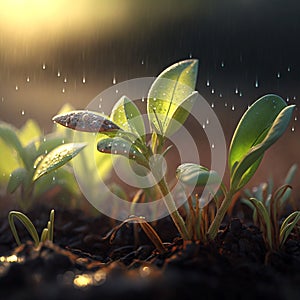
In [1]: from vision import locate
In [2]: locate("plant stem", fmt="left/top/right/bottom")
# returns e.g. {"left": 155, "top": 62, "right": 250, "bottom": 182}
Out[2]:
{"left": 207, "top": 189, "right": 235, "bottom": 240}
{"left": 157, "top": 177, "right": 190, "bottom": 240}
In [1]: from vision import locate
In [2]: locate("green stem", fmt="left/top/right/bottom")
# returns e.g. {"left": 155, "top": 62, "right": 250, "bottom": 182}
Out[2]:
{"left": 207, "top": 189, "right": 235, "bottom": 240}
{"left": 157, "top": 177, "right": 190, "bottom": 240}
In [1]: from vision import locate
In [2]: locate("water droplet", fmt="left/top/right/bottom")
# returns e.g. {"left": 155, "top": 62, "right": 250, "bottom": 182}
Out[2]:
{"left": 219, "top": 93, "right": 223, "bottom": 98}
{"left": 211, "top": 143, "right": 215, "bottom": 149}
{"left": 42, "top": 63, "right": 46, "bottom": 70}
{"left": 221, "top": 61, "right": 225, "bottom": 68}
{"left": 235, "top": 88, "right": 238, "bottom": 94}
{"left": 239, "top": 92, "right": 243, "bottom": 97}
{"left": 286, "top": 97, "right": 289, "bottom": 102}
{"left": 62, "top": 88, "right": 65, "bottom": 93}
{"left": 115, "top": 89, "right": 118, "bottom": 94}
{"left": 277, "top": 72, "right": 281, "bottom": 78}
{"left": 141, "top": 97, "right": 145, "bottom": 102}
{"left": 287, "top": 66, "right": 291, "bottom": 72}
{"left": 26, "top": 77, "right": 30, "bottom": 82}
{"left": 206, "top": 79, "right": 210, "bottom": 87}
{"left": 206, "top": 119, "right": 209, "bottom": 125}
{"left": 211, "top": 88, "right": 215, "bottom": 94}
{"left": 291, "top": 126, "right": 295, "bottom": 132}
{"left": 64, "top": 77, "right": 67, "bottom": 83}
{"left": 57, "top": 71, "right": 61, "bottom": 77}
{"left": 45, "top": 150, "right": 48, "bottom": 154}
{"left": 255, "top": 79, "right": 259, "bottom": 88}
{"left": 202, "top": 124, "right": 205, "bottom": 129}
{"left": 15, "top": 85, "right": 19, "bottom": 91}
{"left": 21, "top": 110, "right": 25, "bottom": 115}
{"left": 98, "top": 104, "right": 102, "bottom": 109}
{"left": 82, "top": 76, "right": 86, "bottom": 84}
{"left": 43, "top": 137, "right": 47, "bottom": 142}
{"left": 112, "top": 77, "right": 116, "bottom": 84}
{"left": 231, "top": 105, "right": 235, "bottom": 111}
{"left": 189, "top": 53, "right": 192, "bottom": 58}
{"left": 224, "top": 102, "right": 227, "bottom": 107}
{"left": 52, "top": 176, "right": 56, "bottom": 181}
{"left": 294, "top": 116, "right": 297, "bottom": 121}
{"left": 141, "top": 60, "right": 144, "bottom": 65}
{"left": 211, "top": 103, "right": 214, "bottom": 108}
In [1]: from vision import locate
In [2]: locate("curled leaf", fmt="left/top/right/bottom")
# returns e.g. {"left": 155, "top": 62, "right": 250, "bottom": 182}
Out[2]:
{"left": 176, "top": 163, "right": 221, "bottom": 186}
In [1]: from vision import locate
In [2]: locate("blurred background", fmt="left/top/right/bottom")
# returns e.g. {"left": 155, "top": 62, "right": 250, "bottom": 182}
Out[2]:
{"left": 0, "top": 0, "right": 299, "bottom": 196}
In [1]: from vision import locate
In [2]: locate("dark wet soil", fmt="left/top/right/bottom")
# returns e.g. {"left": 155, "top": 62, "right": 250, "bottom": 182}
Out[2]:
{"left": 0, "top": 204, "right": 300, "bottom": 300}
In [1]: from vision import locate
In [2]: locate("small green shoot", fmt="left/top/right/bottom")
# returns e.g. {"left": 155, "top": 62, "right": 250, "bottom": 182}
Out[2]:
{"left": 8, "top": 209, "right": 55, "bottom": 247}
{"left": 241, "top": 164, "right": 300, "bottom": 250}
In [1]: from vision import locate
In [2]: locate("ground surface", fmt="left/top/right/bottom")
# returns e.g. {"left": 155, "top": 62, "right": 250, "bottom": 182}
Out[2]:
{"left": 0, "top": 204, "right": 300, "bottom": 300}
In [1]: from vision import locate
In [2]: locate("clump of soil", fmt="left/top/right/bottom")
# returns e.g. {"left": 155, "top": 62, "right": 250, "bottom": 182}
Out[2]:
{"left": 0, "top": 204, "right": 300, "bottom": 300}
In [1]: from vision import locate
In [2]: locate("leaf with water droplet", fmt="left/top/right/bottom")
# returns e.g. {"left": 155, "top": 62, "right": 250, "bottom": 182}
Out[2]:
{"left": 97, "top": 137, "right": 148, "bottom": 168}
{"left": 147, "top": 59, "right": 198, "bottom": 136}
{"left": 52, "top": 110, "right": 120, "bottom": 133}
{"left": 7, "top": 168, "right": 28, "bottom": 193}
{"left": 33, "top": 143, "right": 86, "bottom": 181}
{"left": 229, "top": 94, "right": 295, "bottom": 191}
{"left": 110, "top": 96, "right": 146, "bottom": 141}
{"left": 176, "top": 163, "right": 221, "bottom": 186}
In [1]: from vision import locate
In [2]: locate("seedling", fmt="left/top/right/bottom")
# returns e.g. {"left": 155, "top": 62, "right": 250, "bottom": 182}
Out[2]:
{"left": 53, "top": 59, "right": 199, "bottom": 240}
{"left": 0, "top": 112, "right": 86, "bottom": 210}
{"left": 53, "top": 59, "right": 295, "bottom": 244}
{"left": 177, "top": 94, "right": 296, "bottom": 240}
{"left": 9, "top": 209, "right": 55, "bottom": 247}
{"left": 241, "top": 164, "right": 300, "bottom": 250}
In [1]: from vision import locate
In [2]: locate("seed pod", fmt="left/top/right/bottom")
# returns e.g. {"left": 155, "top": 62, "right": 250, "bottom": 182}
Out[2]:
{"left": 52, "top": 110, "right": 120, "bottom": 132}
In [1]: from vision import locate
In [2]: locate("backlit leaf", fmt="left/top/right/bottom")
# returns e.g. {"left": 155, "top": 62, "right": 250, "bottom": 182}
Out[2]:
{"left": 147, "top": 59, "right": 198, "bottom": 136}
{"left": 33, "top": 143, "right": 86, "bottom": 181}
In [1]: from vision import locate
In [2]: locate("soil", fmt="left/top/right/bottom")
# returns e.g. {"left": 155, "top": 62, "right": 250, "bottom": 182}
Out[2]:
{"left": 0, "top": 203, "right": 300, "bottom": 300}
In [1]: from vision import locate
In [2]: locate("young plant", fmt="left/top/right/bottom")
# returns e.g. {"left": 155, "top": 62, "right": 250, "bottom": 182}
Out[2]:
{"left": 9, "top": 209, "right": 55, "bottom": 247}
{"left": 176, "top": 94, "right": 295, "bottom": 240}
{"left": 0, "top": 111, "right": 86, "bottom": 211}
{"left": 241, "top": 164, "right": 300, "bottom": 251}
{"left": 53, "top": 59, "right": 199, "bottom": 241}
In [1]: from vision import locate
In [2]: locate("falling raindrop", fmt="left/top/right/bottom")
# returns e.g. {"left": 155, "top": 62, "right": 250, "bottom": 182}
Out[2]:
{"left": 235, "top": 88, "right": 238, "bottom": 94}
{"left": 64, "top": 77, "right": 67, "bottom": 83}
{"left": 239, "top": 92, "right": 243, "bottom": 97}
{"left": 221, "top": 61, "right": 225, "bottom": 68}
{"left": 141, "top": 60, "right": 144, "bottom": 65}
{"left": 189, "top": 53, "right": 192, "bottom": 58}
{"left": 42, "top": 63, "right": 46, "bottom": 70}
{"left": 211, "top": 143, "right": 215, "bottom": 149}
{"left": 1, "top": 97, "right": 4, "bottom": 102}
{"left": 112, "top": 77, "right": 116, "bottom": 84}
{"left": 211, "top": 102, "right": 214, "bottom": 108}
{"left": 291, "top": 126, "right": 295, "bottom": 132}
{"left": 277, "top": 72, "right": 281, "bottom": 78}
{"left": 211, "top": 88, "right": 215, "bottom": 94}
{"left": 231, "top": 105, "right": 235, "bottom": 111}
{"left": 286, "top": 97, "right": 289, "bottom": 102}
{"left": 287, "top": 66, "right": 291, "bottom": 72}
{"left": 141, "top": 97, "right": 145, "bottom": 102}
{"left": 57, "top": 71, "right": 61, "bottom": 77}
{"left": 52, "top": 176, "right": 56, "bottom": 181}
{"left": 206, "top": 79, "right": 210, "bottom": 87}
{"left": 82, "top": 76, "right": 86, "bottom": 84}
{"left": 202, "top": 124, "right": 205, "bottom": 129}
{"left": 15, "top": 86, "right": 19, "bottom": 91}
{"left": 219, "top": 93, "right": 223, "bottom": 98}
{"left": 21, "top": 110, "right": 25, "bottom": 116}
{"left": 116, "top": 89, "right": 119, "bottom": 94}
{"left": 26, "top": 77, "right": 30, "bottom": 82}
{"left": 254, "top": 79, "right": 259, "bottom": 88}
{"left": 62, "top": 88, "right": 65, "bottom": 93}
{"left": 206, "top": 119, "right": 209, "bottom": 125}
{"left": 224, "top": 102, "right": 227, "bottom": 107}
{"left": 294, "top": 116, "right": 297, "bottom": 121}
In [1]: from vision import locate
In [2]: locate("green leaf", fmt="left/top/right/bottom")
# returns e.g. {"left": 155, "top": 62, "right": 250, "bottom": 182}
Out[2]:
{"left": 147, "top": 59, "right": 198, "bottom": 136}
{"left": 33, "top": 143, "right": 86, "bottom": 181}
{"left": 18, "top": 119, "right": 42, "bottom": 146}
{"left": 176, "top": 163, "right": 221, "bottom": 186}
{"left": 229, "top": 95, "right": 295, "bottom": 191}
{"left": 279, "top": 211, "right": 300, "bottom": 247}
{"left": 97, "top": 137, "right": 149, "bottom": 168}
{"left": 165, "top": 91, "right": 199, "bottom": 137}
{"left": 7, "top": 168, "right": 28, "bottom": 193}
{"left": 52, "top": 110, "right": 120, "bottom": 133}
{"left": 0, "top": 122, "right": 28, "bottom": 168}
{"left": 110, "top": 96, "right": 146, "bottom": 141}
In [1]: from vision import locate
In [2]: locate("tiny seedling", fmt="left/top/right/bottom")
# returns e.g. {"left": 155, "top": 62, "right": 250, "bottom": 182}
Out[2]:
{"left": 0, "top": 114, "right": 86, "bottom": 211}
{"left": 241, "top": 164, "right": 300, "bottom": 251}
{"left": 8, "top": 209, "right": 55, "bottom": 247}
{"left": 176, "top": 94, "right": 295, "bottom": 240}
